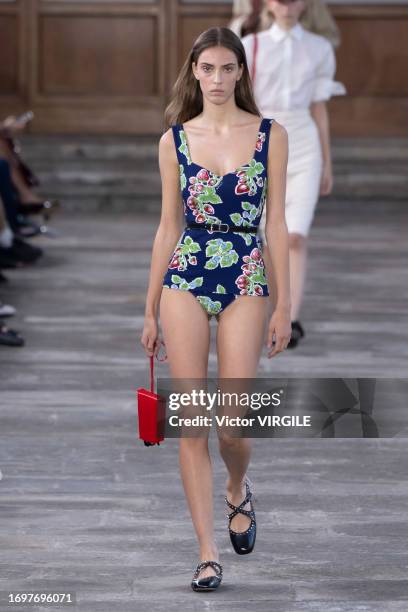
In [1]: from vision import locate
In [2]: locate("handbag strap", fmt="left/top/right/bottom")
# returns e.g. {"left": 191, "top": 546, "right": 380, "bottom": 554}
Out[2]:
{"left": 148, "top": 339, "right": 168, "bottom": 392}
{"left": 251, "top": 32, "right": 258, "bottom": 83}
{"left": 149, "top": 355, "right": 154, "bottom": 393}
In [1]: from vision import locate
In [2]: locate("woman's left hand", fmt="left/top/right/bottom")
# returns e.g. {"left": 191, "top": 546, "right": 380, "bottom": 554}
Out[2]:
{"left": 320, "top": 162, "right": 333, "bottom": 196}
{"left": 266, "top": 308, "right": 292, "bottom": 358}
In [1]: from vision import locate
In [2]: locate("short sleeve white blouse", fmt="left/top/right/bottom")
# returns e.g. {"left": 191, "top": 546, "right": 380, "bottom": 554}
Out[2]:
{"left": 241, "top": 22, "right": 346, "bottom": 113}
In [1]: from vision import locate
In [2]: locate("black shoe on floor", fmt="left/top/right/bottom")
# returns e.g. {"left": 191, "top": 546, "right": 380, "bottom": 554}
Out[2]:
{"left": 225, "top": 479, "right": 256, "bottom": 555}
{"left": 0, "top": 249, "right": 24, "bottom": 269}
{"left": 287, "top": 320, "right": 305, "bottom": 349}
{"left": 0, "top": 271, "right": 9, "bottom": 283}
{"left": 191, "top": 560, "right": 223, "bottom": 592}
{"left": 7, "top": 236, "right": 43, "bottom": 263}
{"left": 0, "top": 323, "right": 25, "bottom": 347}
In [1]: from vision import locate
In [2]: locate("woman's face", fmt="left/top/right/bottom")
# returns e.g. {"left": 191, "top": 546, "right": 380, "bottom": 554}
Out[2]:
{"left": 267, "top": 0, "right": 306, "bottom": 26}
{"left": 192, "top": 46, "right": 243, "bottom": 105}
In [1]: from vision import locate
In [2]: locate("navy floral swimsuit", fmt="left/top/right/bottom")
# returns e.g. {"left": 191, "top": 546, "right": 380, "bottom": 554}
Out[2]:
{"left": 162, "top": 117, "right": 274, "bottom": 319}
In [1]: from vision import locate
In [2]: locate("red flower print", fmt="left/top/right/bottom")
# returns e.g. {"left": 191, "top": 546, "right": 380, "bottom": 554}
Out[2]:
{"left": 235, "top": 182, "right": 250, "bottom": 195}
{"left": 250, "top": 248, "right": 261, "bottom": 261}
{"left": 236, "top": 275, "right": 249, "bottom": 290}
{"left": 255, "top": 133, "right": 265, "bottom": 152}
{"left": 197, "top": 169, "right": 210, "bottom": 181}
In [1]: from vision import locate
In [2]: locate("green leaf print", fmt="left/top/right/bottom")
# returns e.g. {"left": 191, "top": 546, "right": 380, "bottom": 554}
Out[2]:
{"left": 230, "top": 213, "right": 242, "bottom": 225}
{"left": 178, "top": 131, "right": 192, "bottom": 165}
{"left": 190, "top": 277, "right": 203, "bottom": 288}
{"left": 216, "top": 284, "right": 226, "bottom": 294}
{"left": 242, "top": 202, "right": 252, "bottom": 211}
{"left": 206, "top": 244, "right": 219, "bottom": 257}
{"left": 171, "top": 274, "right": 182, "bottom": 283}
{"left": 220, "top": 252, "right": 239, "bottom": 267}
{"left": 204, "top": 260, "right": 218, "bottom": 270}
{"left": 197, "top": 295, "right": 222, "bottom": 315}
{"left": 180, "top": 165, "right": 187, "bottom": 190}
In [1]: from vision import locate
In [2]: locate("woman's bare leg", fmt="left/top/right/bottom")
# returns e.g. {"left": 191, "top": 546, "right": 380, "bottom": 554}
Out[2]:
{"left": 288, "top": 232, "right": 308, "bottom": 321}
{"left": 160, "top": 288, "right": 217, "bottom": 579}
{"left": 0, "top": 139, "right": 42, "bottom": 204}
{"left": 215, "top": 296, "right": 268, "bottom": 533}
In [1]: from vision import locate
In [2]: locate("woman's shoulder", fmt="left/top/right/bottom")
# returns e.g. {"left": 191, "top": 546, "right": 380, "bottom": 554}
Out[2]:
{"left": 158, "top": 127, "right": 179, "bottom": 162}
{"left": 269, "top": 119, "right": 288, "bottom": 144}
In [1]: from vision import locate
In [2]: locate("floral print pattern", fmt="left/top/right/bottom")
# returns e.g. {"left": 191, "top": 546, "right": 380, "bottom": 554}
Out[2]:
{"left": 162, "top": 118, "right": 274, "bottom": 316}
{"left": 233, "top": 161, "right": 265, "bottom": 197}
{"left": 168, "top": 235, "right": 201, "bottom": 271}
{"left": 187, "top": 169, "right": 223, "bottom": 224}
{"left": 204, "top": 239, "right": 239, "bottom": 270}
{"left": 235, "top": 247, "right": 267, "bottom": 296}
{"left": 163, "top": 274, "right": 203, "bottom": 290}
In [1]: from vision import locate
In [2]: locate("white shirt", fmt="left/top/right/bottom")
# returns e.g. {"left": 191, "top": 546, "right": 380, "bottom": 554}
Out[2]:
{"left": 241, "top": 22, "right": 346, "bottom": 113}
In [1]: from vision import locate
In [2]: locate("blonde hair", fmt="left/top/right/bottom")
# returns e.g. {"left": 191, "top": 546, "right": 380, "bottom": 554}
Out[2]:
{"left": 230, "top": 0, "right": 341, "bottom": 47}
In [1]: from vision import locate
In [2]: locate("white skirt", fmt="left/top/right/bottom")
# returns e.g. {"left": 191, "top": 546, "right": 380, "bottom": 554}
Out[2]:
{"left": 259, "top": 109, "right": 323, "bottom": 241}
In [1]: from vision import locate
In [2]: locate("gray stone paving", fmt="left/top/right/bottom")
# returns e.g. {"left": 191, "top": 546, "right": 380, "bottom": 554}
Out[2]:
{"left": 0, "top": 207, "right": 407, "bottom": 611}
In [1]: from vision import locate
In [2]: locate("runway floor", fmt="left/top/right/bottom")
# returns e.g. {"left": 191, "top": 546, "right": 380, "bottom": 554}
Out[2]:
{"left": 0, "top": 206, "right": 407, "bottom": 611}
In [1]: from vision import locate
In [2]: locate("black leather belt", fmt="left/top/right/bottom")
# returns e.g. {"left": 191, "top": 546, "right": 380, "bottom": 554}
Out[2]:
{"left": 186, "top": 222, "right": 257, "bottom": 234}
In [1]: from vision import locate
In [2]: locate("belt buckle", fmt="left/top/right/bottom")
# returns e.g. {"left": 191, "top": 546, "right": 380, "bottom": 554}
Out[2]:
{"left": 218, "top": 223, "right": 229, "bottom": 233}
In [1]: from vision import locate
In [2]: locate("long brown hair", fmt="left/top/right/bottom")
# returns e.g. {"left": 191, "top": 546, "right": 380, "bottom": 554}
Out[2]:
{"left": 163, "top": 27, "right": 261, "bottom": 131}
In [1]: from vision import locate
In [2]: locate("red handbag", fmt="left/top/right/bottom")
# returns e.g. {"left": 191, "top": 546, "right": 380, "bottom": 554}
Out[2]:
{"left": 137, "top": 342, "right": 167, "bottom": 446}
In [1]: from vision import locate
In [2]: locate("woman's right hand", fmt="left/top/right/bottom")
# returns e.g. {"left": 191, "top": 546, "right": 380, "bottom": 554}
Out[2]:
{"left": 140, "top": 314, "right": 166, "bottom": 360}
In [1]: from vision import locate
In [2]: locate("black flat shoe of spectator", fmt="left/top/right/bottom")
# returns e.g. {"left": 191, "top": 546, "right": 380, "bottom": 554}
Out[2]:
{"left": 7, "top": 237, "right": 43, "bottom": 263}
{"left": 17, "top": 200, "right": 60, "bottom": 216}
{"left": 0, "top": 323, "right": 25, "bottom": 347}
{"left": 0, "top": 249, "right": 24, "bottom": 268}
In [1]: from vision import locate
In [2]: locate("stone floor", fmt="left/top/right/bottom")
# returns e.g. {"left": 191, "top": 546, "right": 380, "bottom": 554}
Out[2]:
{"left": 0, "top": 206, "right": 407, "bottom": 611}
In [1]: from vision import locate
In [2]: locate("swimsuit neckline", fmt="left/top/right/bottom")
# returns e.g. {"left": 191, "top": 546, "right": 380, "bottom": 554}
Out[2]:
{"left": 179, "top": 117, "right": 265, "bottom": 179}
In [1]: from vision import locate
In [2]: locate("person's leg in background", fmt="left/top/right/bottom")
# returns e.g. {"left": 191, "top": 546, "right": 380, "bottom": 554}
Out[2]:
{"left": 0, "top": 165, "right": 44, "bottom": 266}
{"left": 0, "top": 139, "right": 42, "bottom": 205}
{"left": 0, "top": 158, "right": 21, "bottom": 232}
{"left": 259, "top": 169, "right": 316, "bottom": 348}
{"left": 0, "top": 200, "right": 25, "bottom": 346}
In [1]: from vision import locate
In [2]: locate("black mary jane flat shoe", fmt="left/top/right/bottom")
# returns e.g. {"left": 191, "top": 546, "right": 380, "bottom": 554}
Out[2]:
{"left": 17, "top": 199, "right": 60, "bottom": 217}
{"left": 287, "top": 320, "right": 305, "bottom": 349}
{"left": 225, "top": 479, "right": 256, "bottom": 555}
{"left": 191, "top": 560, "right": 223, "bottom": 592}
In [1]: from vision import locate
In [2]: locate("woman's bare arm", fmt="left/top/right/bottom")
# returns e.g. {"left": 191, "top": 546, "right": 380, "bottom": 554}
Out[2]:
{"left": 310, "top": 100, "right": 333, "bottom": 195}
{"left": 264, "top": 121, "right": 291, "bottom": 356}
{"left": 144, "top": 128, "right": 184, "bottom": 320}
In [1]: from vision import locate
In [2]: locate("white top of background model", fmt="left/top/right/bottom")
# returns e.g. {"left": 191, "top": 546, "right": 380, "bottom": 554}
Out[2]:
{"left": 242, "top": 22, "right": 346, "bottom": 113}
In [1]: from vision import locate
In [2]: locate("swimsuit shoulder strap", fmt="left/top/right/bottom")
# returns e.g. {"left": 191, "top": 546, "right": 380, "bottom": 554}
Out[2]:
{"left": 254, "top": 117, "right": 274, "bottom": 169}
{"left": 171, "top": 124, "right": 191, "bottom": 166}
